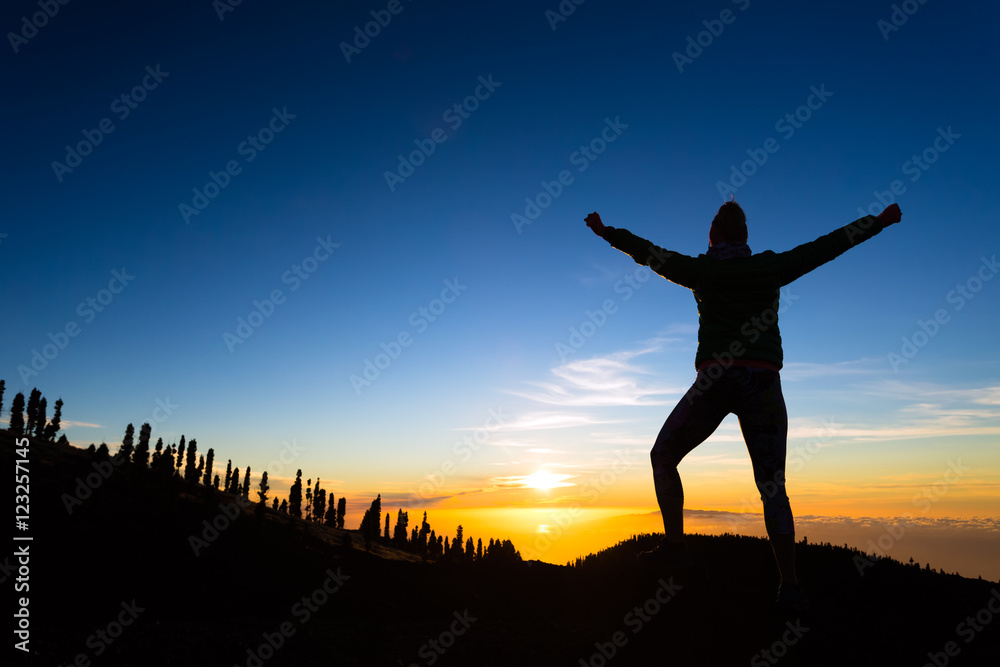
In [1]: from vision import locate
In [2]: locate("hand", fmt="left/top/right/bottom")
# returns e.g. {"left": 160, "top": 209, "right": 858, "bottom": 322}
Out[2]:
{"left": 585, "top": 211, "right": 606, "bottom": 236}
{"left": 877, "top": 203, "right": 901, "bottom": 226}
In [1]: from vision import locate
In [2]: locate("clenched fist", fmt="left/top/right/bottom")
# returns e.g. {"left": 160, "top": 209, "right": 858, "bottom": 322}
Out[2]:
{"left": 585, "top": 211, "right": 606, "bottom": 236}
{"left": 877, "top": 203, "right": 901, "bottom": 226}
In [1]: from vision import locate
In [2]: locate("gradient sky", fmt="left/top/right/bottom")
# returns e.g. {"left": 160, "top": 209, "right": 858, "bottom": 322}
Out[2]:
{"left": 3, "top": 0, "right": 999, "bottom": 574}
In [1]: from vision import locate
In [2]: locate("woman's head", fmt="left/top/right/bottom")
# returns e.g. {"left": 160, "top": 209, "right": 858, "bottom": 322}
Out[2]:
{"left": 709, "top": 198, "right": 747, "bottom": 246}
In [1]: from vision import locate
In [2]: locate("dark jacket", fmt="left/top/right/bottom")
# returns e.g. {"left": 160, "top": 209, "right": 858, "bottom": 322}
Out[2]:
{"left": 600, "top": 216, "right": 887, "bottom": 370}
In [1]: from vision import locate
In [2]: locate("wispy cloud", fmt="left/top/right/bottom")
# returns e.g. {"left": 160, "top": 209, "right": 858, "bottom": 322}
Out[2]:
{"left": 780, "top": 358, "right": 879, "bottom": 381}
{"left": 838, "top": 380, "right": 1000, "bottom": 441}
{"left": 508, "top": 341, "right": 682, "bottom": 408}
{"left": 491, "top": 412, "right": 614, "bottom": 432}
{"left": 488, "top": 471, "right": 576, "bottom": 490}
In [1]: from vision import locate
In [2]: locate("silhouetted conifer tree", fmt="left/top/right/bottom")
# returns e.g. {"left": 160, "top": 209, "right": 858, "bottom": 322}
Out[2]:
{"left": 203, "top": 448, "right": 215, "bottom": 486}
{"left": 310, "top": 478, "right": 322, "bottom": 522}
{"left": 429, "top": 529, "right": 438, "bottom": 558}
{"left": 9, "top": 392, "right": 25, "bottom": 435}
{"left": 359, "top": 494, "right": 382, "bottom": 543}
{"left": 305, "top": 479, "right": 313, "bottom": 521}
{"left": 272, "top": 498, "right": 279, "bottom": 511}
{"left": 452, "top": 525, "right": 464, "bottom": 560}
{"left": 257, "top": 471, "right": 269, "bottom": 505}
{"left": 196, "top": 455, "right": 204, "bottom": 482}
{"left": 477, "top": 538, "right": 483, "bottom": 562}
{"left": 33, "top": 396, "right": 47, "bottom": 439}
{"left": 133, "top": 423, "right": 151, "bottom": 468}
{"left": 0, "top": 379, "right": 5, "bottom": 417}
{"left": 24, "top": 388, "right": 41, "bottom": 436}
{"left": 289, "top": 470, "right": 303, "bottom": 518}
{"left": 465, "top": 537, "right": 474, "bottom": 561}
{"left": 43, "top": 397, "right": 63, "bottom": 441}
{"left": 120, "top": 423, "right": 135, "bottom": 463}
{"left": 314, "top": 487, "right": 327, "bottom": 524}
{"left": 224, "top": 460, "right": 233, "bottom": 491}
{"left": 418, "top": 512, "right": 430, "bottom": 555}
{"left": 213, "top": 474, "right": 220, "bottom": 490}
{"left": 231, "top": 467, "right": 240, "bottom": 494}
{"left": 163, "top": 444, "right": 175, "bottom": 472}
{"left": 336, "top": 496, "right": 346, "bottom": 529}
{"left": 152, "top": 438, "right": 163, "bottom": 467}
{"left": 384, "top": 514, "right": 390, "bottom": 540}
{"left": 56, "top": 434, "right": 68, "bottom": 446}
{"left": 324, "top": 499, "right": 337, "bottom": 527}
{"left": 443, "top": 536, "right": 450, "bottom": 559}
{"left": 176, "top": 436, "right": 186, "bottom": 474}
{"left": 393, "top": 509, "right": 409, "bottom": 548}
{"left": 279, "top": 499, "right": 288, "bottom": 514}
{"left": 87, "top": 444, "right": 96, "bottom": 455}
{"left": 184, "top": 439, "right": 198, "bottom": 483}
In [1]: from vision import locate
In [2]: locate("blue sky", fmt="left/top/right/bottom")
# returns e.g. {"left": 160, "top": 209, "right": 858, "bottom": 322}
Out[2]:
{"left": 3, "top": 0, "right": 999, "bottom": 570}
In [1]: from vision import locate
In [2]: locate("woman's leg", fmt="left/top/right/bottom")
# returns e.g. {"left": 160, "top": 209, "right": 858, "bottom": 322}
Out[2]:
{"left": 651, "top": 371, "right": 732, "bottom": 542}
{"left": 735, "top": 369, "right": 796, "bottom": 583}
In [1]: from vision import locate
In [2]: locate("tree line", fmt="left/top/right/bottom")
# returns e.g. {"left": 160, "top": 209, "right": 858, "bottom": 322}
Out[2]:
{"left": 2, "top": 381, "right": 66, "bottom": 443}
{"left": 2, "top": 378, "right": 521, "bottom": 565}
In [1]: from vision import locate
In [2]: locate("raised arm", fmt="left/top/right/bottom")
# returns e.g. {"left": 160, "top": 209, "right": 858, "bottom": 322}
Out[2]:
{"left": 585, "top": 212, "right": 700, "bottom": 289}
{"left": 773, "top": 204, "right": 901, "bottom": 286}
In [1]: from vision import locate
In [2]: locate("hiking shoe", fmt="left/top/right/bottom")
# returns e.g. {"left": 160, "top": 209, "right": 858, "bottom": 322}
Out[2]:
{"left": 636, "top": 538, "right": 694, "bottom": 568}
{"left": 776, "top": 582, "right": 810, "bottom": 613}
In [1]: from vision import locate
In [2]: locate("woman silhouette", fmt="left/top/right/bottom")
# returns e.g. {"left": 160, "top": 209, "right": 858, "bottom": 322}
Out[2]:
{"left": 585, "top": 200, "right": 901, "bottom": 611}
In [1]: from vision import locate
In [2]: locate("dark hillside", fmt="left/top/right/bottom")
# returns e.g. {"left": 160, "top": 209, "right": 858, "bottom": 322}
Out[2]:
{"left": 4, "top": 431, "right": 999, "bottom": 666}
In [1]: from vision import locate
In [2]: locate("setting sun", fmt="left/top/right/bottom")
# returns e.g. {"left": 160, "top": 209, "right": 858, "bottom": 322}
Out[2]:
{"left": 522, "top": 471, "right": 574, "bottom": 489}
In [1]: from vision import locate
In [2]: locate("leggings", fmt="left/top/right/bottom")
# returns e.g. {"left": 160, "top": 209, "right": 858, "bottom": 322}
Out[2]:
{"left": 650, "top": 366, "right": 794, "bottom": 536}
